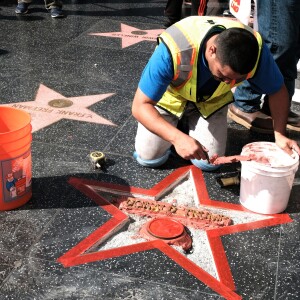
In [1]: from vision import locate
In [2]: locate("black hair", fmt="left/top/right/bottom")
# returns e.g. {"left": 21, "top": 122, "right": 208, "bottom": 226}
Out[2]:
{"left": 214, "top": 28, "right": 259, "bottom": 74}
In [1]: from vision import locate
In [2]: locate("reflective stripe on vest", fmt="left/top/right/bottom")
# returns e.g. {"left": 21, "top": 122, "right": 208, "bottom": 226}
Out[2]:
{"left": 162, "top": 26, "right": 195, "bottom": 88}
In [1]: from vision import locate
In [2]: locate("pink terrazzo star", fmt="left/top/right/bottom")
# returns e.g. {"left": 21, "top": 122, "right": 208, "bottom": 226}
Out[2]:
{"left": 89, "top": 24, "right": 164, "bottom": 48}
{"left": 57, "top": 166, "right": 292, "bottom": 299}
{"left": 1, "top": 84, "right": 116, "bottom": 132}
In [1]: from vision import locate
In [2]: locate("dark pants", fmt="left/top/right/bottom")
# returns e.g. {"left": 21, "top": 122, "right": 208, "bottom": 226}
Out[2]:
{"left": 164, "top": 0, "right": 206, "bottom": 24}
{"left": 164, "top": 0, "right": 183, "bottom": 23}
{"left": 234, "top": 0, "right": 300, "bottom": 112}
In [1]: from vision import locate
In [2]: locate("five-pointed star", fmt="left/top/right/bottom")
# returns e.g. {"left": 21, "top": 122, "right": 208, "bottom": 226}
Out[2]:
{"left": 1, "top": 84, "right": 116, "bottom": 132}
{"left": 89, "top": 24, "right": 164, "bottom": 48}
{"left": 57, "top": 166, "right": 292, "bottom": 299}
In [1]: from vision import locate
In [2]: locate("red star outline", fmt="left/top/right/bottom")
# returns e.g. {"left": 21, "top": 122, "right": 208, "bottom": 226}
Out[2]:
{"left": 57, "top": 166, "right": 292, "bottom": 300}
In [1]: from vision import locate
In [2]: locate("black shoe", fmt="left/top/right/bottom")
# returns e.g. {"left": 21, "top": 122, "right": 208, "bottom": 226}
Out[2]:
{"left": 50, "top": 7, "right": 64, "bottom": 18}
{"left": 262, "top": 99, "right": 300, "bottom": 131}
{"left": 15, "top": 2, "right": 29, "bottom": 14}
{"left": 223, "top": 9, "right": 233, "bottom": 17}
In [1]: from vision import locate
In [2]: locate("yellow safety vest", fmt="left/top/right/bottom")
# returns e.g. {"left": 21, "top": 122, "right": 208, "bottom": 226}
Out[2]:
{"left": 157, "top": 16, "right": 263, "bottom": 119}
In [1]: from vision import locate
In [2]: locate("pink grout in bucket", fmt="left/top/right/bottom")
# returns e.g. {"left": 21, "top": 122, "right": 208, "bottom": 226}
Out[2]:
{"left": 239, "top": 142, "right": 299, "bottom": 214}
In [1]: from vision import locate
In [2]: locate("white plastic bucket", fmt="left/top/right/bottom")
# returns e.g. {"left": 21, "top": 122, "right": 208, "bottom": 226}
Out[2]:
{"left": 239, "top": 142, "right": 299, "bottom": 214}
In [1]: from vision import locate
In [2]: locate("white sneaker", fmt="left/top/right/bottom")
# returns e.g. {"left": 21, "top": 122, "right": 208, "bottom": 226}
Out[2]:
{"left": 297, "top": 60, "right": 300, "bottom": 73}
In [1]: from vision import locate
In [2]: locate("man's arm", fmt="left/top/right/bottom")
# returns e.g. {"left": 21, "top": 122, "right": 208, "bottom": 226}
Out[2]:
{"left": 269, "top": 84, "right": 300, "bottom": 155}
{"left": 248, "top": 43, "right": 300, "bottom": 155}
{"left": 132, "top": 87, "right": 209, "bottom": 160}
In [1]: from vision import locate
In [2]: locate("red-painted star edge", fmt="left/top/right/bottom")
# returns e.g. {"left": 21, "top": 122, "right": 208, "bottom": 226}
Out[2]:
{"left": 57, "top": 166, "right": 292, "bottom": 300}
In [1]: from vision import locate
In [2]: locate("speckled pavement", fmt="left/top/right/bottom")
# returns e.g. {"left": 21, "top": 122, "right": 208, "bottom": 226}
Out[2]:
{"left": 0, "top": 0, "right": 300, "bottom": 299}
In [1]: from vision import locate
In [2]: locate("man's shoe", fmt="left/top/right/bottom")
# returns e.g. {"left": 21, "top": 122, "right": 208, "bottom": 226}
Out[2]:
{"left": 228, "top": 104, "right": 274, "bottom": 134}
{"left": 15, "top": 2, "right": 29, "bottom": 14}
{"left": 50, "top": 7, "right": 64, "bottom": 18}
{"left": 223, "top": 9, "right": 233, "bottom": 17}
{"left": 287, "top": 110, "right": 300, "bottom": 132}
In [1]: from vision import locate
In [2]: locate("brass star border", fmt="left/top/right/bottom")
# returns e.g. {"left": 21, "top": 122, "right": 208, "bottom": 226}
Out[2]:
{"left": 57, "top": 166, "right": 292, "bottom": 300}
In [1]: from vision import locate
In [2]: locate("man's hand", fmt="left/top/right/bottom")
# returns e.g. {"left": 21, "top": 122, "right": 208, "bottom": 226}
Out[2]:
{"left": 268, "top": 84, "right": 300, "bottom": 157}
{"left": 275, "top": 132, "right": 300, "bottom": 156}
{"left": 172, "top": 131, "right": 209, "bottom": 161}
{"left": 132, "top": 88, "right": 210, "bottom": 162}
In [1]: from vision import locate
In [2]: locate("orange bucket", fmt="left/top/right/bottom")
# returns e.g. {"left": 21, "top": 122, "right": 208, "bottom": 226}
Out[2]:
{"left": 0, "top": 107, "right": 32, "bottom": 210}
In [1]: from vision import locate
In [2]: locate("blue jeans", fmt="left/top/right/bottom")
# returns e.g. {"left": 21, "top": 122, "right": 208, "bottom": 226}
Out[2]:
{"left": 234, "top": 0, "right": 300, "bottom": 113}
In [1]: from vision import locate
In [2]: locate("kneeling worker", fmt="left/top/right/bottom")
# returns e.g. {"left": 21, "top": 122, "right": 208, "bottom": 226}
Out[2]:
{"left": 132, "top": 16, "right": 300, "bottom": 171}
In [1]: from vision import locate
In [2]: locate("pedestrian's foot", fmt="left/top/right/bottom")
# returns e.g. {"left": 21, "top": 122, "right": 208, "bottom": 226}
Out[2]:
{"left": 223, "top": 9, "right": 233, "bottom": 17}
{"left": 50, "top": 7, "right": 64, "bottom": 18}
{"left": 15, "top": 2, "right": 29, "bottom": 14}
{"left": 228, "top": 104, "right": 274, "bottom": 134}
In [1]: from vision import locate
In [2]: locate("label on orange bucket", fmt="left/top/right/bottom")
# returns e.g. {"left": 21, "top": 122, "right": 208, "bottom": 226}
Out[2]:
{"left": 1, "top": 149, "right": 32, "bottom": 203}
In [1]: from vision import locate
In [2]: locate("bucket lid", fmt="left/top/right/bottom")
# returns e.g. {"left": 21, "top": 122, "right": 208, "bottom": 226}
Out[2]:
{"left": 241, "top": 142, "right": 299, "bottom": 169}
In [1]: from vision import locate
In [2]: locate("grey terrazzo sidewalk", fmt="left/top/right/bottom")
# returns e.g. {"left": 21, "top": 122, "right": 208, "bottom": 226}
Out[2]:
{"left": 0, "top": 0, "right": 300, "bottom": 299}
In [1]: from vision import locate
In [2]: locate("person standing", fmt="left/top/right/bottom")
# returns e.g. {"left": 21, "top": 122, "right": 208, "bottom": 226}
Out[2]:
{"left": 132, "top": 16, "right": 300, "bottom": 171}
{"left": 229, "top": 0, "right": 300, "bottom": 133}
{"left": 164, "top": 0, "right": 183, "bottom": 27}
{"left": 164, "top": 0, "right": 207, "bottom": 28}
{"left": 15, "top": 0, "right": 64, "bottom": 18}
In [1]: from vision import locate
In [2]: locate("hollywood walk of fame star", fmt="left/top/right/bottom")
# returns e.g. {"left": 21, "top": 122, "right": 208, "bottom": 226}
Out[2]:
{"left": 0, "top": 84, "right": 116, "bottom": 132}
{"left": 89, "top": 24, "right": 164, "bottom": 48}
{"left": 57, "top": 166, "right": 292, "bottom": 299}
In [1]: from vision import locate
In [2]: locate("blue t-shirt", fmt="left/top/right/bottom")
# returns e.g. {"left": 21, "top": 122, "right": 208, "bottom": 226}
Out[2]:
{"left": 138, "top": 42, "right": 283, "bottom": 102}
